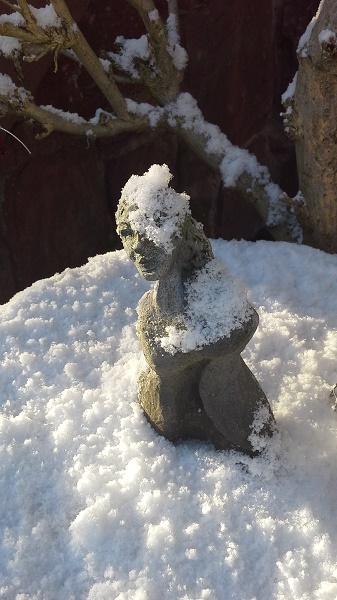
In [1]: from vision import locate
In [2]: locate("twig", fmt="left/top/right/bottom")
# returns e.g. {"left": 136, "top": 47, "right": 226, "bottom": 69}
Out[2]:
{"left": 126, "top": 0, "right": 182, "bottom": 103}
{"left": 167, "top": 0, "right": 179, "bottom": 35}
{"left": 0, "top": 0, "right": 18, "bottom": 12}
{"left": 0, "top": 124, "right": 31, "bottom": 153}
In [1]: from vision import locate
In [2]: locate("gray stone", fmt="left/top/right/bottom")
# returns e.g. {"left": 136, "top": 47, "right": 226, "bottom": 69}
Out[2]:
{"left": 116, "top": 166, "right": 276, "bottom": 454}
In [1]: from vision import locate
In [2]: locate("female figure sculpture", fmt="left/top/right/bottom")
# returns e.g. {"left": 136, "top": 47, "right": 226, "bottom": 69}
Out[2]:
{"left": 116, "top": 164, "right": 275, "bottom": 455}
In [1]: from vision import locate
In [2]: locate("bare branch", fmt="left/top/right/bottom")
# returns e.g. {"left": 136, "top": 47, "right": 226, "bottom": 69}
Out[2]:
{"left": 0, "top": 75, "right": 149, "bottom": 138}
{"left": 0, "top": 0, "right": 19, "bottom": 12}
{"left": 0, "top": 22, "right": 40, "bottom": 43}
{"left": 16, "top": 0, "right": 35, "bottom": 25}
{"left": 168, "top": 102, "right": 298, "bottom": 242}
{"left": 22, "top": 101, "right": 149, "bottom": 137}
{"left": 50, "top": 0, "right": 130, "bottom": 119}
{"left": 126, "top": 0, "right": 182, "bottom": 103}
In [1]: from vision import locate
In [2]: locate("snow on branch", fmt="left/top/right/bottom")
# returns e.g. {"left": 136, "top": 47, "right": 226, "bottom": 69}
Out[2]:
{"left": 0, "top": 72, "right": 149, "bottom": 138}
{"left": 164, "top": 93, "right": 301, "bottom": 241}
{"left": 125, "top": 0, "right": 184, "bottom": 103}
{"left": 0, "top": 0, "right": 301, "bottom": 241}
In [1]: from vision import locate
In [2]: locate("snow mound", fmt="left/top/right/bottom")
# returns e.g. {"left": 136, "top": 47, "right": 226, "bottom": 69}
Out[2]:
{"left": 0, "top": 240, "right": 337, "bottom": 599}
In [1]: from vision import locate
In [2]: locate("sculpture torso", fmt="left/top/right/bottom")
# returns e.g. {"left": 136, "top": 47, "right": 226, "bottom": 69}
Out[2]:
{"left": 116, "top": 164, "right": 276, "bottom": 454}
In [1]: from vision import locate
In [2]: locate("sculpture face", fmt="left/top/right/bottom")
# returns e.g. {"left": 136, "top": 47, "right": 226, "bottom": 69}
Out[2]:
{"left": 118, "top": 215, "right": 174, "bottom": 281}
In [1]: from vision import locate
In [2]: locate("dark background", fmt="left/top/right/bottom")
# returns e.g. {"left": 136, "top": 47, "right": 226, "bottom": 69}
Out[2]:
{"left": 0, "top": 0, "right": 319, "bottom": 304}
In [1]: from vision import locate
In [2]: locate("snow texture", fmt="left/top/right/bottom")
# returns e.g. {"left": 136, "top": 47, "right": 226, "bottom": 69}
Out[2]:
{"left": 160, "top": 258, "right": 253, "bottom": 353}
{"left": 29, "top": 5, "right": 61, "bottom": 29}
{"left": 166, "top": 13, "right": 188, "bottom": 71}
{"left": 0, "top": 73, "right": 18, "bottom": 97}
{"left": 0, "top": 239, "right": 337, "bottom": 599}
{"left": 117, "top": 164, "right": 191, "bottom": 253}
{"left": 0, "top": 74, "right": 28, "bottom": 101}
{"left": 0, "top": 36, "right": 21, "bottom": 57}
{"left": 0, "top": 12, "right": 25, "bottom": 27}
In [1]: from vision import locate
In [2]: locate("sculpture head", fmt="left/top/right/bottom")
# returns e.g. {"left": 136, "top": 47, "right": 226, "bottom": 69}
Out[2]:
{"left": 116, "top": 164, "right": 213, "bottom": 281}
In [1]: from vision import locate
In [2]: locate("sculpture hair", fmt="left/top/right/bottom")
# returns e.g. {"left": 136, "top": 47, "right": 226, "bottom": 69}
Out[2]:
{"left": 180, "top": 214, "right": 214, "bottom": 270}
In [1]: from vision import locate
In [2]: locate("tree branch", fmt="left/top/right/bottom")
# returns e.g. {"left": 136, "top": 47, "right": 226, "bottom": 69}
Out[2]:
{"left": 165, "top": 95, "right": 299, "bottom": 242}
{"left": 0, "top": 22, "right": 41, "bottom": 44}
{"left": 50, "top": 0, "right": 130, "bottom": 120}
{"left": 22, "top": 101, "right": 149, "bottom": 137}
{"left": 126, "top": 0, "right": 183, "bottom": 103}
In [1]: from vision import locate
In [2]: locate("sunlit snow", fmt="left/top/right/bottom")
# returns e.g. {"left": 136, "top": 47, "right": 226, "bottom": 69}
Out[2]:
{"left": 0, "top": 240, "right": 337, "bottom": 599}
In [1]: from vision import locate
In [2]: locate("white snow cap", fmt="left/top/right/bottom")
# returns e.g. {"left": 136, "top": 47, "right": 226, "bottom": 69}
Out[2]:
{"left": 118, "top": 164, "right": 191, "bottom": 253}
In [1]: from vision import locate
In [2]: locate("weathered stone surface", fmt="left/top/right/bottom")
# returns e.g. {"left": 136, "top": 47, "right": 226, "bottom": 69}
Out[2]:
{"left": 116, "top": 165, "right": 275, "bottom": 454}
{"left": 137, "top": 293, "right": 274, "bottom": 454}
{"left": 0, "top": 0, "right": 320, "bottom": 304}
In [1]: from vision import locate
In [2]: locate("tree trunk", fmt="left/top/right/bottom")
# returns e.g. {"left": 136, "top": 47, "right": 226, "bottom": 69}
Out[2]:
{"left": 293, "top": 0, "right": 337, "bottom": 252}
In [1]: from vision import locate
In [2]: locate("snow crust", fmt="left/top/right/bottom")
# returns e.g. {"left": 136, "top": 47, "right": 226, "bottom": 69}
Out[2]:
{"left": 0, "top": 240, "right": 337, "bottom": 599}
{"left": 160, "top": 258, "right": 253, "bottom": 353}
{"left": 117, "top": 164, "right": 191, "bottom": 253}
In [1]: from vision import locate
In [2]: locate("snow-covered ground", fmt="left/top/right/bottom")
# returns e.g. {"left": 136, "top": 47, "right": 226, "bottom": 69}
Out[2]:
{"left": 0, "top": 239, "right": 337, "bottom": 600}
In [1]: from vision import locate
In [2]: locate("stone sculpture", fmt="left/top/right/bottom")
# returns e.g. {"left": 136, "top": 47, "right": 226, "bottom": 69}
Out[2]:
{"left": 116, "top": 164, "right": 276, "bottom": 455}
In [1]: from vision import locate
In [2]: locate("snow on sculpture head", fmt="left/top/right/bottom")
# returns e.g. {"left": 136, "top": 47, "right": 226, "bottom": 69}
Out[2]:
{"left": 116, "top": 164, "right": 213, "bottom": 281}
{"left": 116, "top": 164, "right": 190, "bottom": 253}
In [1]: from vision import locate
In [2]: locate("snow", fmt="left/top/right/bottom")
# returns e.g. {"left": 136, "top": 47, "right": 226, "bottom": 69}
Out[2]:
{"left": 0, "top": 73, "right": 18, "bottom": 97}
{"left": 0, "top": 36, "right": 21, "bottom": 57}
{"left": 160, "top": 258, "right": 253, "bottom": 353}
{"left": 0, "top": 237, "right": 337, "bottom": 599}
{"left": 297, "top": 1, "right": 323, "bottom": 57}
{"left": 318, "top": 28, "right": 337, "bottom": 46}
{"left": 165, "top": 93, "right": 287, "bottom": 229}
{"left": 126, "top": 99, "right": 163, "bottom": 127}
{"left": 108, "top": 36, "right": 150, "bottom": 80}
{"left": 29, "top": 5, "right": 61, "bottom": 29}
{"left": 0, "top": 12, "right": 24, "bottom": 27}
{"left": 0, "top": 74, "right": 28, "bottom": 101}
{"left": 116, "top": 164, "right": 191, "bottom": 253}
{"left": 166, "top": 13, "right": 188, "bottom": 71}
{"left": 281, "top": 72, "right": 298, "bottom": 105}
{"left": 89, "top": 108, "right": 116, "bottom": 125}
{"left": 148, "top": 9, "right": 159, "bottom": 22}
{"left": 40, "top": 105, "right": 86, "bottom": 124}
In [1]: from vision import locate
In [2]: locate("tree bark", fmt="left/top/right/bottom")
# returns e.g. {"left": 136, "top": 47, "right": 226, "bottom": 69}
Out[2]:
{"left": 292, "top": 0, "right": 337, "bottom": 252}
